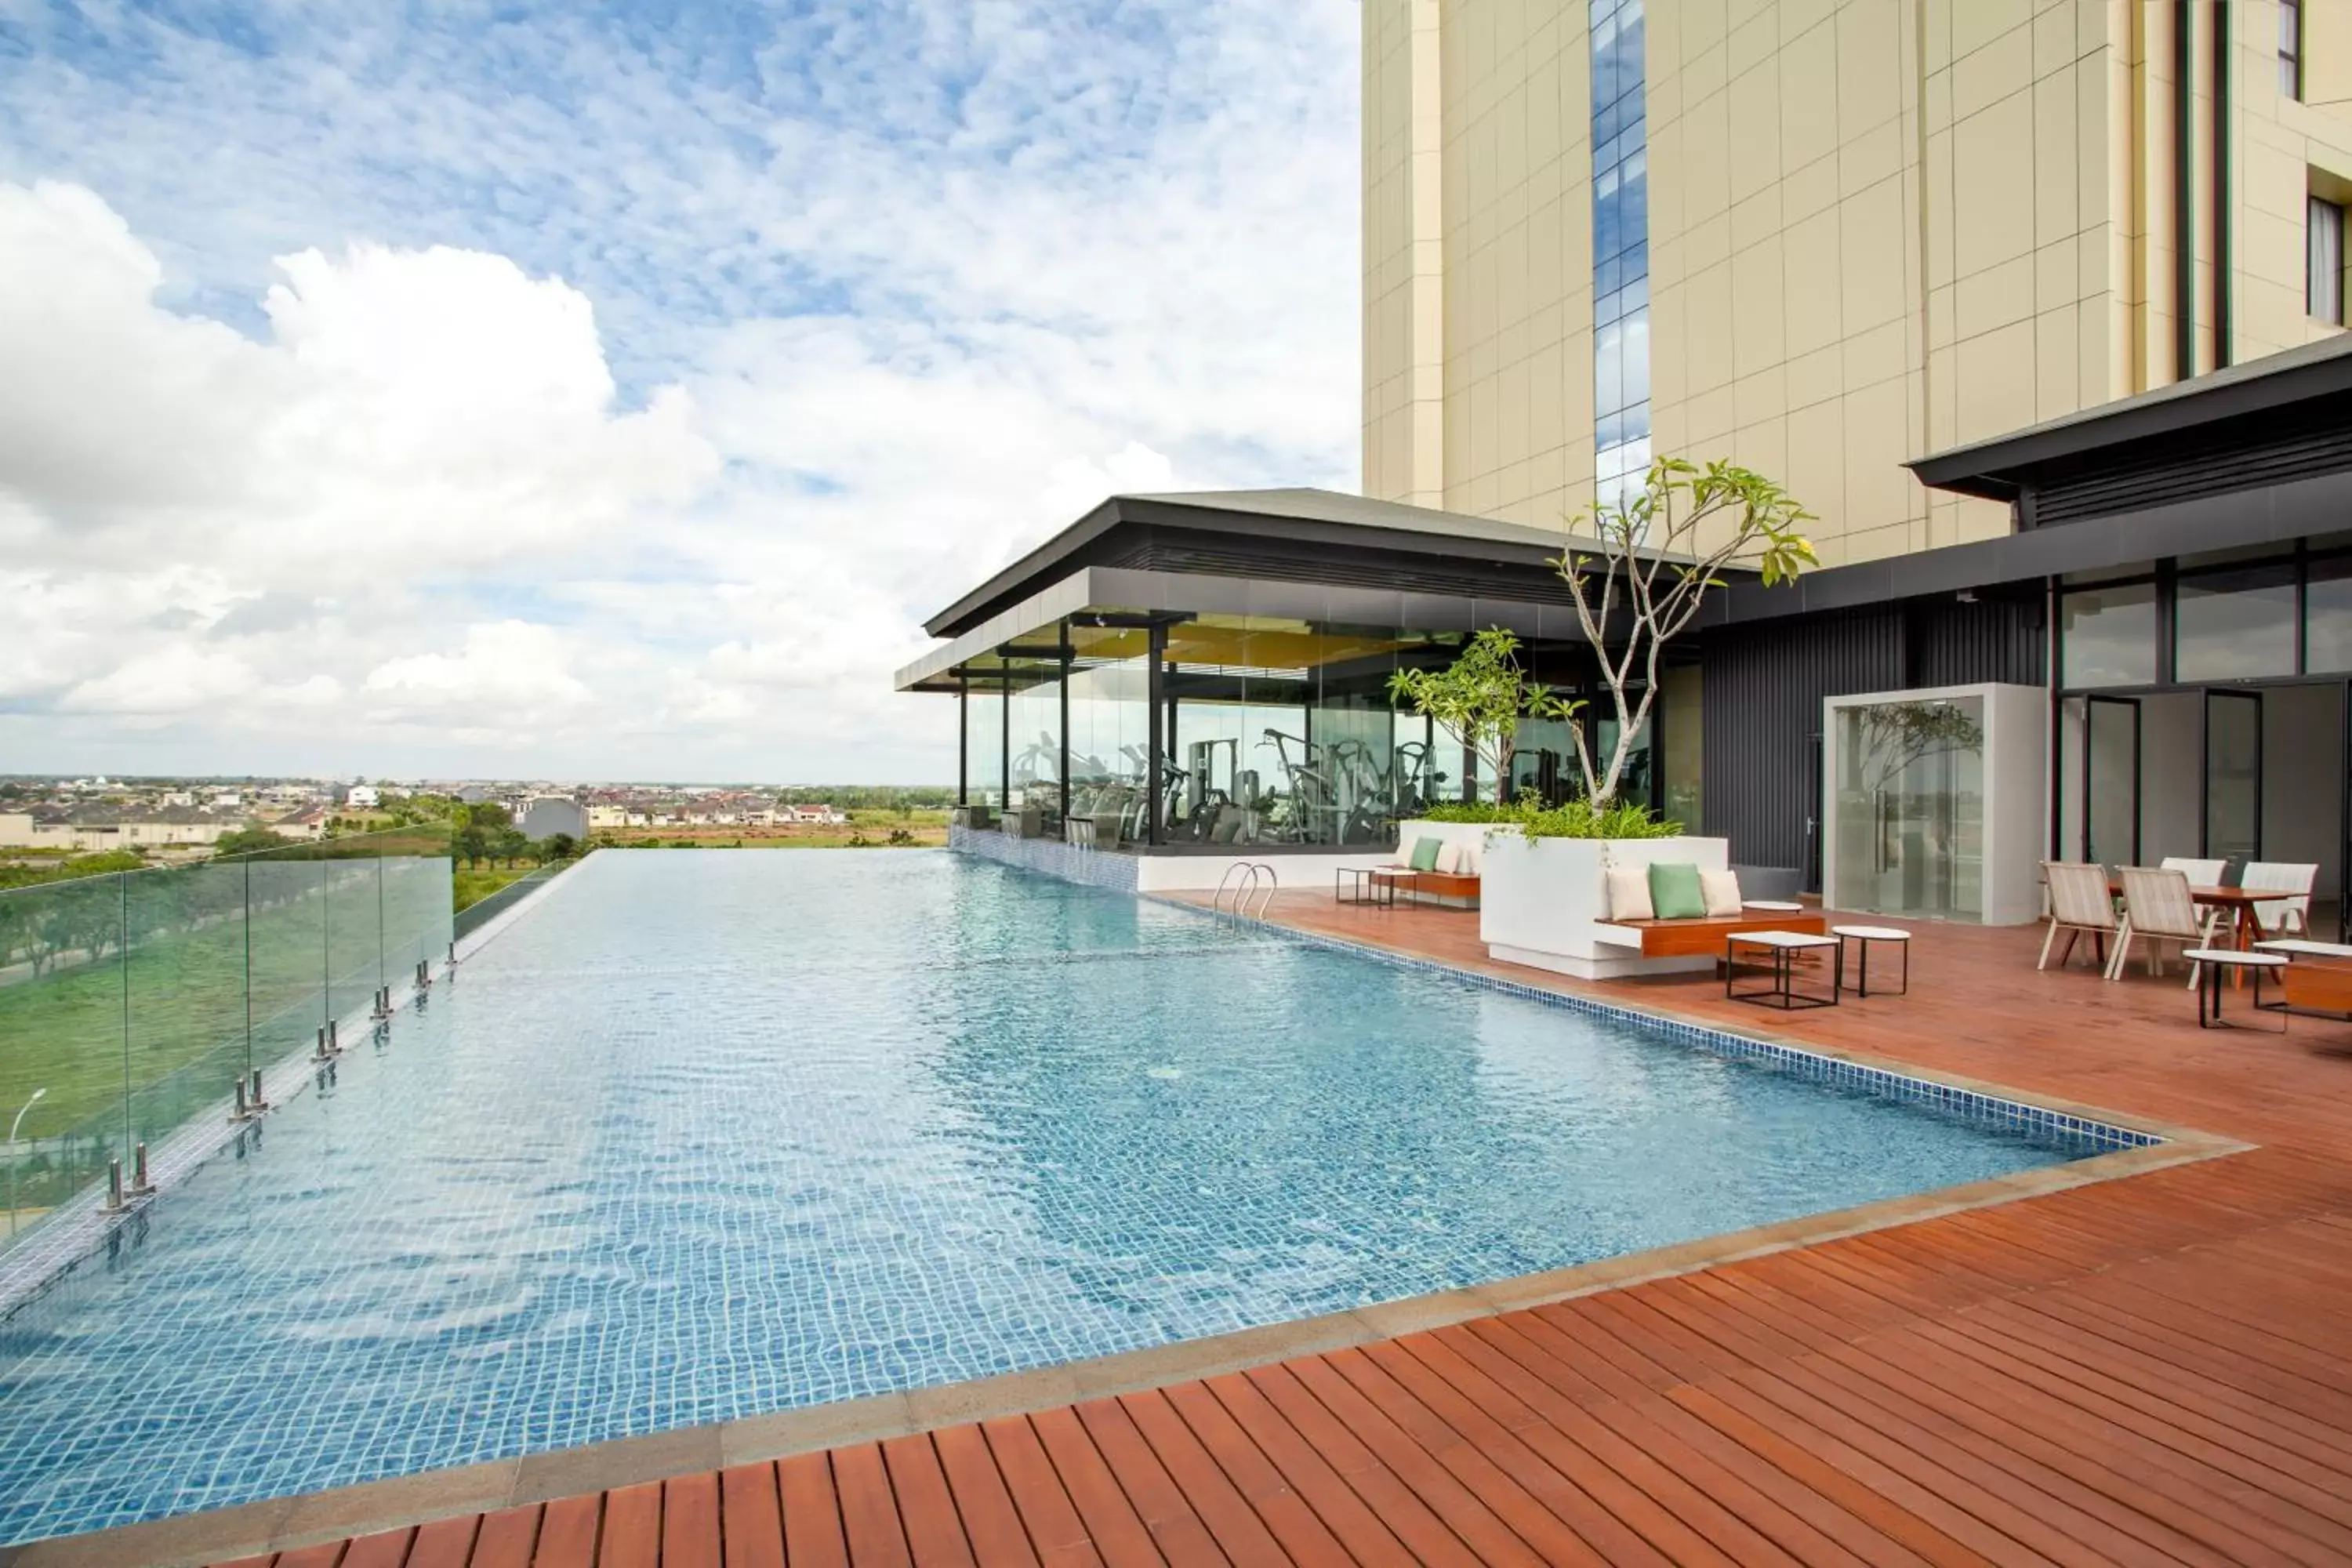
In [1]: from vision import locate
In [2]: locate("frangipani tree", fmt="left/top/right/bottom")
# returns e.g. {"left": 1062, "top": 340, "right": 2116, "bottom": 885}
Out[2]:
{"left": 1556, "top": 457, "right": 1816, "bottom": 805}
{"left": 1385, "top": 628, "right": 1578, "bottom": 804}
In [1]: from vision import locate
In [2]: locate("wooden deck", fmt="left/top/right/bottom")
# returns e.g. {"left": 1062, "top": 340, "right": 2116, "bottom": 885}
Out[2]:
{"left": 151, "top": 899, "right": 2352, "bottom": 1564}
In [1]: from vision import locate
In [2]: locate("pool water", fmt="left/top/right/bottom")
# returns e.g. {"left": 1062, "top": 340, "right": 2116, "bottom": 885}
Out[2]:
{"left": 0, "top": 851, "right": 2086, "bottom": 1544}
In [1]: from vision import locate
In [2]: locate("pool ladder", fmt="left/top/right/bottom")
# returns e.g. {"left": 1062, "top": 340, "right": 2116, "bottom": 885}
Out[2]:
{"left": 1212, "top": 862, "right": 1279, "bottom": 920}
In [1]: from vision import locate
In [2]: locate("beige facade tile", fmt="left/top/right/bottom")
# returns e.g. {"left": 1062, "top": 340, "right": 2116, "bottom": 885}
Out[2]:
{"left": 1954, "top": 318, "right": 2038, "bottom": 442}
{"left": 1731, "top": 184, "right": 1784, "bottom": 251}
{"left": 1783, "top": 205, "right": 1843, "bottom": 354}
{"left": 1682, "top": 85, "right": 1733, "bottom": 221}
{"left": 1839, "top": 176, "right": 1910, "bottom": 330}
{"left": 1734, "top": 413, "right": 1788, "bottom": 477}
{"left": 1842, "top": 318, "right": 1909, "bottom": 389}
{"left": 1950, "top": 0, "right": 2031, "bottom": 64}
{"left": 1779, "top": 19, "right": 1839, "bottom": 170}
{"left": 1785, "top": 343, "right": 1842, "bottom": 410}
{"left": 1685, "top": 383, "right": 1737, "bottom": 445}
{"left": 1951, "top": 17, "right": 2032, "bottom": 125}
{"left": 1685, "top": 259, "right": 1736, "bottom": 391}
{"left": 1836, "top": 0, "right": 1903, "bottom": 136}
{"left": 2034, "top": 65, "right": 2078, "bottom": 246}
{"left": 1955, "top": 252, "right": 2035, "bottom": 339}
{"left": 2034, "top": 303, "right": 2080, "bottom": 419}
{"left": 2031, "top": 1, "right": 2076, "bottom": 80}
{"left": 1953, "top": 89, "right": 2038, "bottom": 277}
{"left": 1732, "top": 235, "right": 1788, "bottom": 377}
{"left": 1727, "top": 62, "right": 1784, "bottom": 204}
{"left": 1839, "top": 118, "right": 1906, "bottom": 197}
{"left": 2035, "top": 234, "right": 2080, "bottom": 313}
{"left": 1734, "top": 363, "right": 1788, "bottom": 427}
{"left": 1784, "top": 151, "right": 1841, "bottom": 223}
{"left": 1727, "top": 9, "right": 1777, "bottom": 81}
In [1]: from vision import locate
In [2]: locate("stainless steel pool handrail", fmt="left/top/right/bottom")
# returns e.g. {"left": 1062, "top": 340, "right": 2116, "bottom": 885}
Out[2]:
{"left": 1247, "top": 863, "right": 1279, "bottom": 919}
{"left": 1212, "top": 862, "right": 1254, "bottom": 913}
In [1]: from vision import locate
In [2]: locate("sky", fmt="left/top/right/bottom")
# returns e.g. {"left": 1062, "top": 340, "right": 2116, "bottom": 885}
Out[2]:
{"left": 0, "top": 0, "right": 1360, "bottom": 783}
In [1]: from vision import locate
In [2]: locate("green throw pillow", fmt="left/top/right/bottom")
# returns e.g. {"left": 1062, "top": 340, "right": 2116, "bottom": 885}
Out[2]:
{"left": 1408, "top": 836, "right": 1442, "bottom": 871}
{"left": 1647, "top": 861, "right": 1707, "bottom": 920}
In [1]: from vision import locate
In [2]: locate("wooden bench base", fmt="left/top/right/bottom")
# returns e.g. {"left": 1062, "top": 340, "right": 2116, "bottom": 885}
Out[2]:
{"left": 1596, "top": 911, "right": 1828, "bottom": 958}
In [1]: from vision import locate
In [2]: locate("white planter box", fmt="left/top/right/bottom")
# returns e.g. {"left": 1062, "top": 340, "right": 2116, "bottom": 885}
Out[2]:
{"left": 1479, "top": 833, "right": 1731, "bottom": 979}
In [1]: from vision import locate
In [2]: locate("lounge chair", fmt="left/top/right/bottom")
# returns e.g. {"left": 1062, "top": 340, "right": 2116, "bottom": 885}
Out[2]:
{"left": 2108, "top": 866, "right": 2212, "bottom": 988}
{"left": 2038, "top": 861, "right": 2118, "bottom": 971}
{"left": 2240, "top": 861, "right": 2318, "bottom": 938}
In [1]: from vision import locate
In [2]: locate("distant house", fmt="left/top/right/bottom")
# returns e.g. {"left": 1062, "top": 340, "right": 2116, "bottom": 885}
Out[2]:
{"left": 274, "top": 805, "right": 330, "bottom": 841}
{"left": 345, "top": 785, "right": 380, "bottom": 809}
{"left": 586, "top": 804, "right": 629, "bottom": 829}
{"left": 517, "top": 796, "right": 589, "bottom": 841}
{"left": 778, "top": 804, "right": 848, "bottom": 826}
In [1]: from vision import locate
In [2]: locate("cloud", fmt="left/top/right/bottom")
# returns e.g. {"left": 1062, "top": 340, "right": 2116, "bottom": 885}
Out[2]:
{"left": 0, "top": 1, "right": 1359, "bottom": 780}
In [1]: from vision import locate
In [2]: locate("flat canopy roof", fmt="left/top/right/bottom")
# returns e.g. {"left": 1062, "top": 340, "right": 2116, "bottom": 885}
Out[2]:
{"left": 1908, "top": 332, "right": 2352, "bottom": 500}
{"left": 923, "top": 487, "right": 1655, "bottom": 640}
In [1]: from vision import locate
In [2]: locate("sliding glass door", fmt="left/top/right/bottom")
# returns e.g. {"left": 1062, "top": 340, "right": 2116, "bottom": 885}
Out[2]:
{"left": 1831, "top": 695, "right": 1987, "bottom": 919}
{"left": 2204, "top": 689, "right": 2262, "bottom": 862}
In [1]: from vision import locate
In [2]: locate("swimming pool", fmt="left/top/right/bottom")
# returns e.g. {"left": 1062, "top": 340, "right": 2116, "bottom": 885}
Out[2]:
{"left": 0, "top": 850, "right": 2105, "bottom": 1544}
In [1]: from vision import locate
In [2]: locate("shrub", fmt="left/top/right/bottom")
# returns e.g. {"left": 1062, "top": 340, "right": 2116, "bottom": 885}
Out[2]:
{"left": 1414, "top": 800, "right": 1523, "bottom": 824}
{"left": 1514, "top": 799, "right": 1682, "bottom": 840}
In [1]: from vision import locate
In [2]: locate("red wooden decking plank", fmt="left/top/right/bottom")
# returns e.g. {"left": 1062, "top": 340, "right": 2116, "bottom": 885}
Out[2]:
{"left": 600, "top": 1481, "right": 663, "bottom": 1568}
{"left": 1250, "top": 1356, "right": 1565, "bottom": 1568}
{"left": 1327, "top": 1341, "right": 1667, "bottom": 1566}
{"left": 880, "top": 1434, "right": 981, "bottom": 1568}
{"left": 1727, "top": 1352, "right": 2186, "bottom": 1568}
{"left": 1411, "top": 1326, "right": 1790, "bottom": 1568}
{"left": 465, "top": 1504, "right": 541, "bottom": 1568}
{"left": 1463, "top": 1315, "right": 1884, "bottom": 1567}
{"left": 1110, "top": 1389, "right": 1321, "bottom": 1566}
{"left": 931, "top": 1425, "right": 1044, "bottom": 1568}
{"left": 530, "top": 1494, "right": 601, "bottom": 1568}
{"left": 1025, "top": 1406, "right": 1169, "bottom": 1567}
{"left": 777, "top": 1453, "right": 851, "bottom": 1568}
{"left": 1063, "top": 1399, "right": 1230, "bottom": 1566}
{"left": 336, "top": 1528, "right": 413, "bottom": 1568}
{"left": 273, "top": 1545, "right": 350, "bottom": 1568}
{"left": 1813, "top": 1334, "right": 2321, "bottom": 1568}
{"left": 830, "top": 1443, "right": 915, "bottom": 1568}
{"left": 718, "top": 1462, "right": 786, "bottom": 1568}
{"left": 1853, "top": 1326, "right": 2352, "bottom": 1563}
{"left": 1204, "top": 1367, "right": 1477, "bottom": 1568}
{"left": 978, "top": 1416, "right": 1105, "bottom": 1568}
{"left": 659, "top": 1472, "right": 721, "bottom": 1568}
{"left": 405, "top": 1515, "right": 479, "bottom": 1568}
{"left": 1160, "top": 1377, "right": 1413, "bottom": 1568}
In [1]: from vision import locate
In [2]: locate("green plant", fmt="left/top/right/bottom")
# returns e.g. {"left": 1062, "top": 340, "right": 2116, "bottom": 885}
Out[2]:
{"left": 1555, "top": 456, "right": 1816, "bottom": 804}
{"left": 1386, "top": 629, "right": 1579, "bottom": 804}
{"left": 1512, "top": 798, "right": 1683, "bottom": 840}
{"left": 1414, "top": 800, "right": 1523, "bottom": 824}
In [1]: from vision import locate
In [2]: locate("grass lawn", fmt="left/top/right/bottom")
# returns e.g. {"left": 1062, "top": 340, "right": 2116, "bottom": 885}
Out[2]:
{"left": 594, "top": 809, "right": 949, "bottom": 850}
{"left": 453, "top": 865, "right": 542, "bottom": 912}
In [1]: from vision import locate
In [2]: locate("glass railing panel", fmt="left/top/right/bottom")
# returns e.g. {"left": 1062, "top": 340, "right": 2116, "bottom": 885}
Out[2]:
{"left": 122, "top": 859, "right": 252, "bottom": 1163}
{"left": 3, "top": 827, "right": 465, "bottom": 1259}
{"left": 0, "top": 873, "right": 131, "bottom": 1247}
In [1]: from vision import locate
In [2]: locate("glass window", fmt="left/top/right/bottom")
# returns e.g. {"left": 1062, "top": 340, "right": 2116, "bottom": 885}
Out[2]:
{"left": 1065, "top": 645, "right": 1149, "bottom": 846}
{"left": 2282, "top": 0, "right": 2304, "bottom": 98}
{"left": 963, "top": 679, "right": 1004, "bottom": 809}
{"left": 2307, "top": 557, "right": 2352, "bottom": 673}
{"left": 2309, "top": 194, "right": 2343, "bottom": 324}
{"left": 2176, "top": 567, "right": 2298, "bottom": 681}
{"left": 1590, "top": 0, "right": 1647, "bottom": 502}
{"left": 2060, "top": 583, "right": 2157, "bottom": 688}
{"left": 1005, "top": 667, "right": 1063, "bottom": 830}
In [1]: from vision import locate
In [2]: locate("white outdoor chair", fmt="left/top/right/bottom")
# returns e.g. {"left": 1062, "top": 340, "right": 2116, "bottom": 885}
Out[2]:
{"left": 2158, "top": 855, "right": 2227, "bottom": 887}
{"left": 2038, "top": 862, "right": 2120, "bottom": 972}
{"left": 2109, "top": 866, "right": 2212, "bottom": 989}
{"left": 2239, "top": 861, "right": 2318, "bottom": 938}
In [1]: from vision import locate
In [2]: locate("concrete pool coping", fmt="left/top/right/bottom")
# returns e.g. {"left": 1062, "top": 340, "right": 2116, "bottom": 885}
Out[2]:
{"left": 0, "top": 880, "right": 2250, "bottom": 1567}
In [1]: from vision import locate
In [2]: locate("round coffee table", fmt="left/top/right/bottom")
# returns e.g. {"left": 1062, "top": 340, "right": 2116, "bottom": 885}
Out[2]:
{"left": 1831, "top": 924, "right": 1910, "bottom": 997}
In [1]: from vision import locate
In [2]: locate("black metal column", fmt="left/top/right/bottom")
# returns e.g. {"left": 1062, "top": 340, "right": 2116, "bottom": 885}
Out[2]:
{"left": 1000, "top": 668, "right": 1011, "bottom": 815}
{"left": 1058, "top": 626, "right": 1072, "bottom": 827}
{"left": 1146, "top": 623, "right": 1167, "bottom": 845}
{"left": 956, "top": 673, "right": 968, "bottom": 806}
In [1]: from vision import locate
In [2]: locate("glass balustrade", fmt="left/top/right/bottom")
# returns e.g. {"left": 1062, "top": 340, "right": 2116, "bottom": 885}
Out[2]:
{"left": 0, "top": 826, "right": 453, "bottom": 1254}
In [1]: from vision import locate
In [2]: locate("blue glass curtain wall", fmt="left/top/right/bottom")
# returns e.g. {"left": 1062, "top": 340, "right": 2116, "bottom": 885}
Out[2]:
{"left": 1592, "top": 0, "right": 1650, "bottom": 510}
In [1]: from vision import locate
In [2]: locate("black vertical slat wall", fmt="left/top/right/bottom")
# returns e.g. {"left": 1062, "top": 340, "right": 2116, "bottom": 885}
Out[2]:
{"left": 1697, "top": 595, "right": 2045, "bottom": 883}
